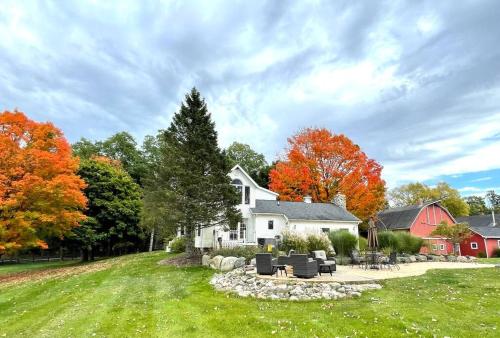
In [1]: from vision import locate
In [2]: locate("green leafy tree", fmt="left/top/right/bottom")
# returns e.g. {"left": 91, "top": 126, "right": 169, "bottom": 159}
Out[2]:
{"left": 72, "top": 157, "right": 144, "bottom": 260}
{"left": 226, "top": 142, "right": 270, "bottom": 187}
{"left": 431, "top": 221, "right": 472, "bottom": 255}
{"left": 143, "top": 88, "right": 241, "bottom": 256}
{"left": 465, "top": 196, "right": 489, "bottom": 215}
{"left": 486, "top": 190, "right": 500, "bottom": 213}
{"left": 389, "top": 182, "right": 469, "bottom": 217}
{"left": 72, "top": 132, "right": 147, "bottom": 185}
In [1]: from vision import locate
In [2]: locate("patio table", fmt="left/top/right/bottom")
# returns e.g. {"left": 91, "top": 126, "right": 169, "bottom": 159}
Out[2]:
{"left": 271, "top": 264, "right": 287, "bottom": 277}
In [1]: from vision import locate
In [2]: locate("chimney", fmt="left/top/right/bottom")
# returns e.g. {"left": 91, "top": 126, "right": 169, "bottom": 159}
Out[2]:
{"left": 333, "top": 193, "right": 347, "bottom": 209}
{"left": 303, "top": 195, "right": 312, "bottom": 203}
{"left": 492, "top": 210, "right": 496, "bottom": 227}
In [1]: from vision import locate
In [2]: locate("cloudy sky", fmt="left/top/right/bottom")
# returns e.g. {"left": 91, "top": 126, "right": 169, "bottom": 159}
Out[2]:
{"left": 1, "top": 0, "right": 499, "bottom": 194}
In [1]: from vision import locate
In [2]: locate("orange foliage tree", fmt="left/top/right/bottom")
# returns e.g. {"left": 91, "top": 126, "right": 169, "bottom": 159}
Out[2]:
{"left": 0, "top": 110, "right": 87, "bottom": 254}
{"left": 269, "top": 128, "right": 386, "bottom": 220}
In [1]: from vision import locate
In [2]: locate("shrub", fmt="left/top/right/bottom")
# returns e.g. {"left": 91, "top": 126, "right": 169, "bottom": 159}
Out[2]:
{"left": 378, "top": 231, "right": 399, "bottom": 252}
{"left": 169, "top": 236, "right": 186, "bottom": 253}
{"left": 306, "top": 233, "right": 332, "bottom": 254}
{"left": 493, "top": 248, "right": 500, "bottom": 258}
{"left": 211, "top": 246, "right": 263, "bottom": 263}
{"left": 394, "top": 232, "right": 423, "bottom": 254}
{"left": 477, "top": 251, "right": 487, "bottom": 258}
{"left": 280, "top": 231, "right": 308, "bottom": 253}
{"left": 358, "top": 236, "right": 368, "bottom": 252}
{"left": 328, "top": 230, "right": 358, "bottom": 257}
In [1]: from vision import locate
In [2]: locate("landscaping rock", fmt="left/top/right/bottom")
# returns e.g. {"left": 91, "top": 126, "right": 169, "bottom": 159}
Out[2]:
{"left": 408, "top": 255, "right": 417, "bottom": 262}
{"left": 233, "top": 257, "right": 246, "bottom": 268}
{"left": 210, "top": 255, "right": 224, "bottom": 269}
{"left": 447, "top": 255, "right": 457, "bottom": 262}
{"left": 202, "top": 255, "right": 211, "bottom": 266}
{"left": 250, "top": 258, "right": 256, "bottom": 266}
{"left": 220, "top": 257, "right": 239, "bottom": 271}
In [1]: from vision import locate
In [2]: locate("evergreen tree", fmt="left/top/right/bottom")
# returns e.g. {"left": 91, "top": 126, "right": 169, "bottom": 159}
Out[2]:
{"left": 143, "top": 88, "right": 240, "bottom": 256}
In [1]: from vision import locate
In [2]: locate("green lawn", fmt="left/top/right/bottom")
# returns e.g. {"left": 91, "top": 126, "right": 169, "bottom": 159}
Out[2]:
{"left": 477, "top": 257, "right": 500, "bottom": 264}
{"left": 0, "top": 259, "right": 81, "bottom": 276}
{"left": 0, "top": 252, "right": 498, "bottom": 337}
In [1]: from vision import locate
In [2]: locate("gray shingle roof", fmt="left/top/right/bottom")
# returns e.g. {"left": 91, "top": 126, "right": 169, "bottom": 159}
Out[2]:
{"left": 376, "top": 205, "right": 423, "bottom": 230}
{"left": 456, "top": 214, "right": 500, "bottom": 238}
{"left": 251, "top": 200, "right": 360, "bottom": 222}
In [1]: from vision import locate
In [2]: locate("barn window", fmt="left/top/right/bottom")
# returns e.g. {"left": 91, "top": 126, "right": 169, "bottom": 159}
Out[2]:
{"left": 432, "top": 244, "right": 437, "bottom": 251}
{"left": 439, "top": 244, "right": 445, "bottom": 251}
{"left": 471, "top": 242, "right": 478, "bottom": 249}
{"left": 497, "top": 240, "right": 500, "bottom": 248}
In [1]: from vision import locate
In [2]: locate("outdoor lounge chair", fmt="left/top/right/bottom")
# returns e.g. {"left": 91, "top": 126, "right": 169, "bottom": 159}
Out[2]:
{"left": 255, "top": 253, "right": 277, "bottom": 275}
{"left": 382, "top": 252, "right": 400, "bottom": 270}
{"left": 289, "top": 254, "right": 318, "bottom": 278}
{"left": 311, "top": 250, "right": 336, "bottom": 274}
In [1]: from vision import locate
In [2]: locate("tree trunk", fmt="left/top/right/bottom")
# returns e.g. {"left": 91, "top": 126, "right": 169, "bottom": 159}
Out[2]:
{"left": 149, "top": 227, "right": 155, "bottom": 252}
{"left": 59, "top": 246, "right": 64, "bottom": 261}
{"left": 81, "top": 248, "right": 89, "bottom": 262}
{"left": 185, "top": 227, "right": 195, "bottom": 257}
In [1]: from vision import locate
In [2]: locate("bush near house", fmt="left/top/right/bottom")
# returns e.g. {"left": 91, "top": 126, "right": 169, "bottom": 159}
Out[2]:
{"left": 306, "top": 233, "right": 332, "bottom": 253}
{"left": 280, "top": 231, "right": 308, "bottom": 253}
{"left": 394, "top": 232, "right": 423, "bottom": 254}
{"left": 328, "top": 230, "right": 358, "bottom": 258}
{"left": 378, "top": 231, "right": 400, "bottom": 252}
{"left": 477, "top": 252, "right": 487, "bottom": 258}
{"left": 491, "top": 248, "right": 500, "bottom": 258}
{"left": 169, "top": 237, "right": 186, "bottom": 253}
{"left": 358, "top": 236, "right": 368, "bottom": 251}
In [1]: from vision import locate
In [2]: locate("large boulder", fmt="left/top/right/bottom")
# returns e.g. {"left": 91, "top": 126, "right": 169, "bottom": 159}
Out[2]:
{"left": 408, "top": 255, "right": 417, "bottom": 263}
{"left": 210, "top": 255, "right": 224, "bottom": 269}
{"left": 202, "top": 255, "right": 211, "bottom": 266}
{"left": 220, "top": 256, "right": 239, "bottom": 271}
{"left": 234, "top": 257, "right": 246, "bottom": 268}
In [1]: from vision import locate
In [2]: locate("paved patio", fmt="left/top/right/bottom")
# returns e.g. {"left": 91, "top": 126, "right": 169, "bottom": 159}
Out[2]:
{"left": 255, "top": 262, "right": 496, "bottom": 283}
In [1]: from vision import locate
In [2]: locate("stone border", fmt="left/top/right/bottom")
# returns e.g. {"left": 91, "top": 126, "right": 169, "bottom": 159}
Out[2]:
{"left": 210, "top": 268, "right": 382, "bottom": 301}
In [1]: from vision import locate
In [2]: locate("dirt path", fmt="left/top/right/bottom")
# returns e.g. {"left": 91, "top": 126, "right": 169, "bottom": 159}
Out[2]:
{"left": 0, "top": 259, "right": 115, "bottom": 287}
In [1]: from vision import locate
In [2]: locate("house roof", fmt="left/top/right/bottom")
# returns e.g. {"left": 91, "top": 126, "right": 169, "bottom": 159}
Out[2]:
{"left": 251, "top": 199, "right": 360, "bottom": 222}
{"left": 230, "top": 164, "right": 278, "bottom": 197}
{"left": 456, "top": 214, "right": 500, "bottom": 238}
{"left": 376, "top": 201, "right": 455, "bottom": 230}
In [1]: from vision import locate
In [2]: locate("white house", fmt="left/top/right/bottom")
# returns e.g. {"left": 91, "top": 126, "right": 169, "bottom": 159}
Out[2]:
{"left": 193, "top": 165, "right": 361, "bottom": 249}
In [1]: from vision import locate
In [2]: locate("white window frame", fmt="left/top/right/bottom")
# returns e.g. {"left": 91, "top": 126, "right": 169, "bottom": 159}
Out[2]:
{"left": 439, "top": 244, "right": 445, "bottom": 251}
{"left": 471, "top": 242, "right": 478, "bottom": 250}
{"left": 497, "top": 240, "right": 500, "bottom": 248}
{"left": 432, "top": 244, "right": 437, "bottom": 251}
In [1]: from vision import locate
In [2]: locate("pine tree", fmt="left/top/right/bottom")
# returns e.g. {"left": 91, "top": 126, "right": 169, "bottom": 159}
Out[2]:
{"left": 143, "top": 88, "right": 240, "bottom": 256}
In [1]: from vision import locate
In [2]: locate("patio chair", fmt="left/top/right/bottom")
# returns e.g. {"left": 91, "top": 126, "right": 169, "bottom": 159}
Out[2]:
{"left": 382, "top": 252, "right": 400, "bottom": 270}
{"left": 350, "top": 249, "right": 365, "bottom": 268}
{"left": 255, "top": 253, "right": 277, "bottom": 275}
{"left": 311, "top": 250, "right": 336, "bottom": 275}
{"left": 289, "top": 254, "right": 318, "bottom": 278}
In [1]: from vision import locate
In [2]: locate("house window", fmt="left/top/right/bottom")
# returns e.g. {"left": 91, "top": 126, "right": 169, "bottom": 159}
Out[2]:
{"left": 180, "top": 227, "right": 185, "bottom": 236}
{"left": 439, "top": 244, "right": 445, "bottom": 251}
{"left": 432, "top": 244, "right": 437, "bottom": 251}
{"left": 231, "top": 179, "right": 243, "bottom": 203}
{"left": 240, "top": 220, "right": 247, "bottom": 240}
{"left": 322, "top": 228, "right": 330, "bottom": 233}
{"left": 471, "top": 242, "right": 478, "bottom": 250}
{"left": 268, "top": 220, "right": 274, "bottom": 230}
{"left": 197, "top": 225, "right": 201, "bottom": 236}
{"left": 244, "top": 186, "right": 250, "bottom": 204}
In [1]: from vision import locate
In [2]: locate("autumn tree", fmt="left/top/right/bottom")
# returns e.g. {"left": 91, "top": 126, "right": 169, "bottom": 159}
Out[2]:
{"left": 389, "top": 182, "right": 469, "bottom": 217}
{"left": 0, "top": 111, "right": 87, "bottom": 255}
{"left": 269, "top": 128, "right": 386, "bottom": 220}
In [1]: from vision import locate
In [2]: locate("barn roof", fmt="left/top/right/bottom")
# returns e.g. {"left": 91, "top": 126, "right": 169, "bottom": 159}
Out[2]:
{"left": 456, "top": 214, "right": 500, "bottom": 238}
{"left": 251, "top": 199, "right": 360, "bottom": 222}
{"left": 376, "top": 201, "right": 455, "bottom": 230}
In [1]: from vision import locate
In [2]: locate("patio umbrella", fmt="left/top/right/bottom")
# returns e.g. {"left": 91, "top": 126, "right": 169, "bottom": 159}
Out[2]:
{"left": 367, "top": 218, "right": 379, "bottom": 251}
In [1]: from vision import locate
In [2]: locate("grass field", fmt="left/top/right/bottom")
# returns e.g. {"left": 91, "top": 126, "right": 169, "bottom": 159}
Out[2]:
{"left": 0, "top": 260, "right": 81, "bottom": 276}
{"left": 0, "top": 252, "right": 498, "bottom": 337}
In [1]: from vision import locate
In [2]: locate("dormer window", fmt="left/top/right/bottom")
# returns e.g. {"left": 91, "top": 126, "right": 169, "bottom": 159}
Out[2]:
{"left": 231, "top": 179, "right": 243, "bottom": 203}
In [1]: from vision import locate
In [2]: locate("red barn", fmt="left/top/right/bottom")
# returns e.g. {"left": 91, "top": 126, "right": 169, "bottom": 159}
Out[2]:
{"left": 457, "top": 214, "right": 500, "bottom": 258}
{"left": 376, "top": 201, "right": 456, "bottom": 255}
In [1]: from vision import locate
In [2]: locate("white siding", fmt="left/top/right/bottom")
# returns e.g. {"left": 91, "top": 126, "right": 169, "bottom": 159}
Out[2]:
{"left": 254, "top": 214, "right": 288, "bottom": 239}
{"left": 290, "top": 220, "right": 359, "bottom": 237}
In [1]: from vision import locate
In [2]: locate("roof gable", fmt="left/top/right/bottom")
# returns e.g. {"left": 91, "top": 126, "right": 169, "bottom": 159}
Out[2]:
{"left": 251, "top": 199, "right": 360, "bottom": 222}
{"left": 456, "top": 214, "right": 500, "bottom": 238}
{"left": 230, "top": 164, "right": 278, "bottom": 197}
{"left": 376, "top": 201, "right": 455, "bottom": 230}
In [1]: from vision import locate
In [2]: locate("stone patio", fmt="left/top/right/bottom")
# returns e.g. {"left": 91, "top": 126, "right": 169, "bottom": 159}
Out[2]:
{"left": 255, "top": 261, "right": 496, "bottom": 283}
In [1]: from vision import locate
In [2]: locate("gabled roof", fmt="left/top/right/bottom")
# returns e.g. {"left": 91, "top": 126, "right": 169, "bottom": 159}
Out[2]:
{"left": 230, "top": 164, "right": 278, "bottom": 197}
{"left": 456, "top": 214, "right": 500, "bottom": 238}
{"left": 376, "top": 201, "right": 455, "bottom": 230}
{"left": 251, "top": 199, "right": 360, "bottom": 222}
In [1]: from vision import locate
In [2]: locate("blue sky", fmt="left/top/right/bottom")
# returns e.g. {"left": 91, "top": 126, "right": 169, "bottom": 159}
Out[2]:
{"left": 1, "top": 1, "right": 499, "bottom": 196}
